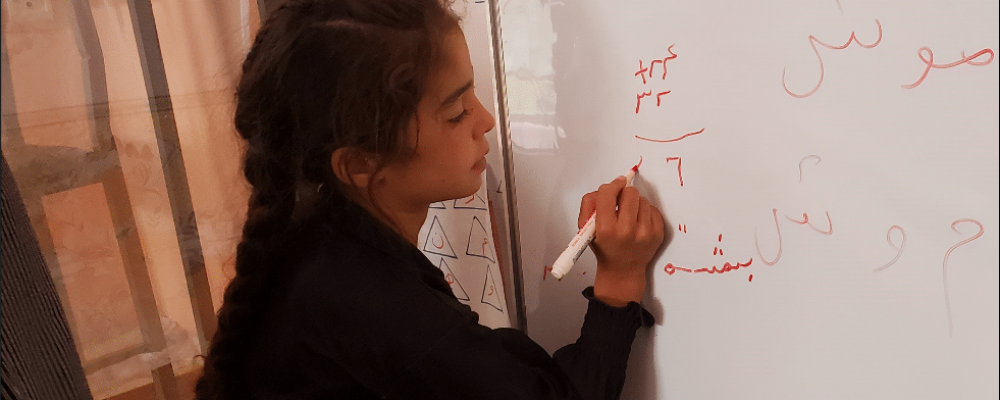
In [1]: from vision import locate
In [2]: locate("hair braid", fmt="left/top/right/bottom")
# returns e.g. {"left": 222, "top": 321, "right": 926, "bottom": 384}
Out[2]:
{"left": 195, "top": 1, "right": 459, "bottom": 398}
{"left": 195, "top": 6, "right": 301, "bottom": 400}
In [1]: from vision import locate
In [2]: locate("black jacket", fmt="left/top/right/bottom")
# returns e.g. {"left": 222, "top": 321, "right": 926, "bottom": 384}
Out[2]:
{"left": 243, "top": 194, "right": 653, "bottom": 399}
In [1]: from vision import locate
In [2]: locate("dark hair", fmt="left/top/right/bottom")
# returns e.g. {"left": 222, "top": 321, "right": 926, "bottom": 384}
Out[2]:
{"left": 195, "top": 0, "right": 458, "bottom": 398}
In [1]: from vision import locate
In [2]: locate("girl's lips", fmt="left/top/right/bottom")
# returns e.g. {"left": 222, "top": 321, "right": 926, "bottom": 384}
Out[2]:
{"left": 473, "top": 157, "right": 487, "bottom": 171}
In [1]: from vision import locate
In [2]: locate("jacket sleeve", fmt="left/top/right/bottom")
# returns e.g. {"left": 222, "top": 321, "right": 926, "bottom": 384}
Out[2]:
{"left": 551, "top": 287, "right": 655, "bottom": 400}
{"left": 297, "top": 253, "right": 654, "bottom": 400}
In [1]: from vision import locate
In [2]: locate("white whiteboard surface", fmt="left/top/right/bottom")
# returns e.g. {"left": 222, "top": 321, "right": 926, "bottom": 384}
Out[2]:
{"left": 496, "top": 0, "right": 999, "bottom": 398}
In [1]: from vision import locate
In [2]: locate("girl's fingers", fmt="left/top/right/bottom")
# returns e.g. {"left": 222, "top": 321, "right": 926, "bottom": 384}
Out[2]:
{"left": 579, "top": 192, "right": 597, "bottom": 229}
{"left": 650, "top": 203, "right": 666, "bottom": 243}
{"left": 617, "top": 187, "right": 640, "bottom": 232}
{"left": 636, "top": 196, "right": 651, "bottom": 235}
{"left": 595, "top": 176, "right": 626, "bottom": 233}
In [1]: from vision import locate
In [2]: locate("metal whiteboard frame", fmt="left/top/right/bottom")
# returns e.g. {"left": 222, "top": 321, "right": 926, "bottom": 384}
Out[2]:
{"left": 486, "top": 0, "right": 527, "bottom": 333}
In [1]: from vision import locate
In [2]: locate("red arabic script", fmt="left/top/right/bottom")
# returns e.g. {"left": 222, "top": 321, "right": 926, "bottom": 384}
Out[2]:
{"left": 942, "top": 219, "right": 984, "bottom": 337}
{"left": 782, "top": 19, "right": 883, "bottom": 98}
{"left": 902, "top": 47, "right": 994, "bottom": 89}
{"left": 664, "top": 258, "right": 753, "bottom": 276}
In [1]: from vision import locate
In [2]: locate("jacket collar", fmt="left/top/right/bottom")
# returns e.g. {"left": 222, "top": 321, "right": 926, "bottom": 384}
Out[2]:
{"left": 314, "top": 191, "right": 419, "bottom": 262}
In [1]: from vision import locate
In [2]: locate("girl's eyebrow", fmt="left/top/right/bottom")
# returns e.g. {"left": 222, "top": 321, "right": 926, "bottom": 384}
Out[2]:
{"left": 439, "top": 81, "right": 474, "bottom": 110}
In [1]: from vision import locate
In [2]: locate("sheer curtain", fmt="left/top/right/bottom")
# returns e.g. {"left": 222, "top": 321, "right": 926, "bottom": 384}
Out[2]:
{"left": 2, "top": 0, "right": 262, "bottom": 398}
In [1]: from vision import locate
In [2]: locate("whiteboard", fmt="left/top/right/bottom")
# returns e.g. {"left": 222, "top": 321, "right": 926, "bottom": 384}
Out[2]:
{"left": 495, "top": 0, "right": 999, "bottom": 398}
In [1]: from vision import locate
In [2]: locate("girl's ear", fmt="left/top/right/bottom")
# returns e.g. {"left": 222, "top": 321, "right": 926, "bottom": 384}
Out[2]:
{"left": 330, "top": 148, "right": 378, "bottom": 189}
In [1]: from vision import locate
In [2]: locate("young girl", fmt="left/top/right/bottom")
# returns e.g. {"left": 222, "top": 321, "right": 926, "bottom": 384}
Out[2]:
{"left": 195, "top": 0, "right": 666, "bottom": 399}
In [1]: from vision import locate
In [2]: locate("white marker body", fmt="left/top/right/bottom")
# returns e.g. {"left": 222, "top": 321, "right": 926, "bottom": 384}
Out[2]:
{"left": 550, "top": 169, "right": 636, "bottom": 280}
{"left": 551, "top": 212, "right": 597, "bottom": 279}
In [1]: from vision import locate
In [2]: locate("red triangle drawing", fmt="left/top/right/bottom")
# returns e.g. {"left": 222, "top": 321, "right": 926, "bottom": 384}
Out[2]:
{"left": 480, "top": 265, "right": 503, "bottom": 312}
{"left": 453, "top": 193, "right": 487, "bottom": 210}
{"left": 465, "top": 216, "right": 496, "bottom": 262}
{"left": 437, "top": 258, "right": 469, "bottom": 301}
{"left": 422, "top": 215, "right": 457, "bottom": 258}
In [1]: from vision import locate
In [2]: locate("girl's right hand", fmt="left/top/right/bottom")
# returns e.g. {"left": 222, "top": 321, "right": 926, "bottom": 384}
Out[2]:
{"left": 577, "top": 176, "right": 666, "bottom": 307}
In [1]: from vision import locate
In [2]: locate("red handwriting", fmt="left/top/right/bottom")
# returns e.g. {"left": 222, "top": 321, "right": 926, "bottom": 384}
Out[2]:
{"left": 942, "top": 218, "right": 984, "bottom": 337}
{"left": 798, "top": 155, "right": 821, "bottom": 183}
{"left": 635, "top": 60, "right": 649, "bottom": 84}
{"left": 782, "top": 19, "right": 883, "bottom": 98}
{"left": 902, "top": 47, "right": 994, "bottom": 89}
{"left": 755, "top": 208, "right": 835, "bottom": 265}
{"left": 635, "top": 91, "right": 674, "bottom": 112}
{"left": 870, "top": 219, "right": 985, "bottom": 335}
{"left": 482, "top": 238, "right": 490, "bottom": 255}
{"left": 635, "top": 91, "right": 653, "bottom": 114}
{"left": 634, "top": 46, "right": 679, "bottom": 113}
{"left": 446, "top": 273, "right": 455, "bottom": 284}
{"left": 664, "top": 258, "right": 754, "bottom": 275}
{"left": 432, "top": 235, "right": 445, "bottom": 249}
{"left": 635, "top": 45, "right": 678, "bottom": 84}
{"left": 656, "top": 91, "right": 671, "bottom": 106}
{"left": 664, "top": 228, "right": 753, "bottom": 279}
{"left": 755, "top": 208, "right": 784, "bottom": 265}
{"left": 665, "top": 157, "right": 684, "bottom": 186}
{"left": 873, "top": 225, "right": 906, "bottom": 272}
{"left": 635, "top": 128, "right": 705, "bottom": 143}
{"left": 665, "top": 46, "right": 679, "bottom": 72}
{"left": 784, "top": 211, "right": 833, "bottom": 235}
{"left": 542, "top": 265, "right": 554, "bottom": 280}
{"left": 487, "top": 285, "right": 495, "bottom": 296}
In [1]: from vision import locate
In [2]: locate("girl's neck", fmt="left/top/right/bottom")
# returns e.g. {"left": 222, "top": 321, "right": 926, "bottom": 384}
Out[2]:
{"left": 354, "top": 194, "right": 429, "bottom": 247}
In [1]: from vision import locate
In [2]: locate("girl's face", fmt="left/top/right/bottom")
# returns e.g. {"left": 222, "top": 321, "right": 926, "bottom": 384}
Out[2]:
{"left": 374, "top": 29, "right": 496, "bottom": 209}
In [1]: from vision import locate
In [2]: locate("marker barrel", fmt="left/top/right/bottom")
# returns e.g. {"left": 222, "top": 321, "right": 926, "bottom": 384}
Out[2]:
{"left": 551, "top": 212, "right": 597, "bottom": 279}
{"left": 550, "top": 169, "right": 637, "bottom": 279}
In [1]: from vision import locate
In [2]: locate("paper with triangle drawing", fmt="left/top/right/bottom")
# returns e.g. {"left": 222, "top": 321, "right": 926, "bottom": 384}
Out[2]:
{"left": 421, "top": 215, "right": 457, "bottom": 258}
{"left": 436, "top": 258, "right": 470, "bottom": 301}
{"left": 480, "top": 264, "right": 503, "bottom": 312}
{"left": 417, "top": 178, "right": 510, "bottom": 328}
{"left": 453, "top": 193, "right": 487, "bottom": 210}
{"left": 465, "top": 215, "right": 496, "bottom": 262}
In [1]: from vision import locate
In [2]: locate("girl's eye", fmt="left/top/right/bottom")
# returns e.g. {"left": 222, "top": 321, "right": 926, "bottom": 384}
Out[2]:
{"left": 448, "top": 109, "right": 471, "bottom": 124}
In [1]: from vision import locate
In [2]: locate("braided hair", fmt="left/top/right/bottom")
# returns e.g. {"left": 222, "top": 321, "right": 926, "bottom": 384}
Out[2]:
{"left": 195, "top": 1, "right": 457, "bottom": 398}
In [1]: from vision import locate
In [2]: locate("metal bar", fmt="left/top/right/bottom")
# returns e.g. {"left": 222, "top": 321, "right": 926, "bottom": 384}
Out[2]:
{"left": 1, "top": 34, "right": 24, "bottom": 147}
{"left": 102, "top": 169, "right": 169, "bottom": 349}
{"left": 126, "top": 0, "right": 217, "bottom": 355}
{"left": 82, "top": 343, "right": 148, "bottom": 375}
{"left": 487, "top": 0, "right": 527, "bottom": 333}
{"left": 67, "top": 2, "right": 178, "bottom": 399}
{"left": 151, "top": 364, "right": 181, "bottom": 399}
{"left": 67, "top": 0, "right": 112, "bottom": 151}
